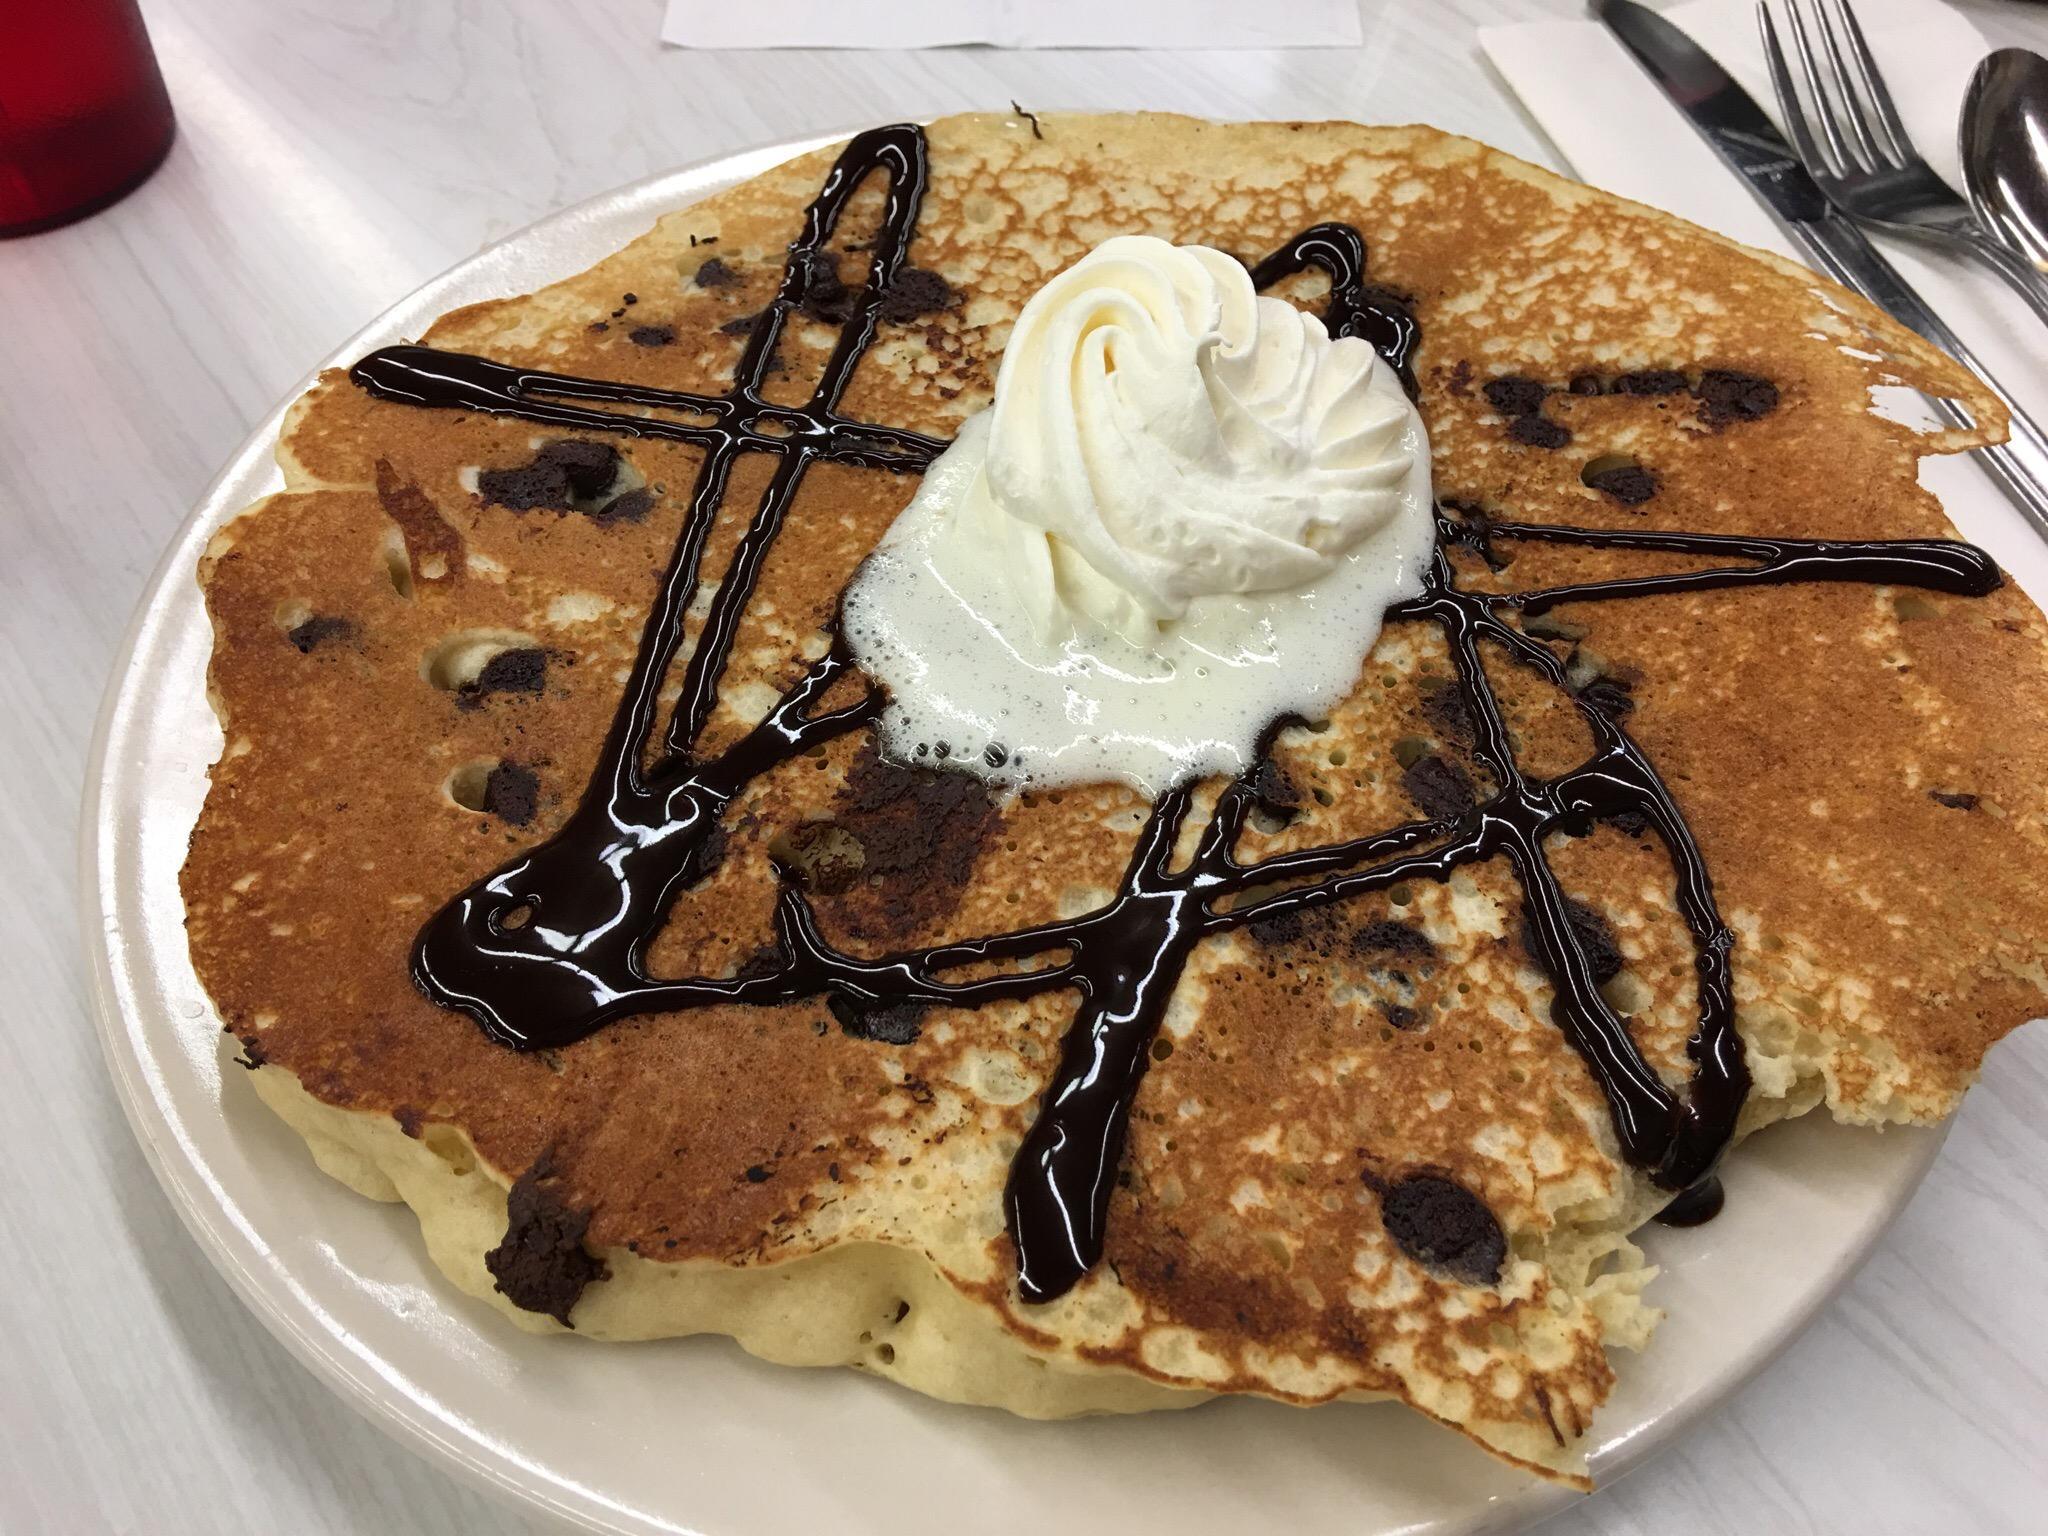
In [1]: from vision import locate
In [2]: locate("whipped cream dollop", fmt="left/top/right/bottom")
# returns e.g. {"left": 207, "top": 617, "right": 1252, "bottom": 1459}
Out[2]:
{"left": 843, "top": 235, "right": 1435, "bottom": 796}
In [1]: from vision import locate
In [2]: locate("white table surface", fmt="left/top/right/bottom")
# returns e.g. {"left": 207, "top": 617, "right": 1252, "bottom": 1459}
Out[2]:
{"left": 4, "top": 1, "right": 2045, "bottom": 1531}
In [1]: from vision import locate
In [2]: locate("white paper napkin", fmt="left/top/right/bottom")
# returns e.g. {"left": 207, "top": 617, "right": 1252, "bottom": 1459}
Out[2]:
{"left": 1478, "top": 0, "right": 2048, "bottom": 597}
{"left": 660, "top": 0, "right": 1363, "bottom": 50}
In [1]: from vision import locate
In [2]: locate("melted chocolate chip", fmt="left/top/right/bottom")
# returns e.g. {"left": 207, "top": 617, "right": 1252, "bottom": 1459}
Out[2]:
{"left": 1612, "top": 369, "right": 1689, "bottom": 396}
{"left": 1377, "top": 1172, "right": 1506, "bottom": 1285}
{"left": 628, "top": 325, "right": 675, "bottom": 348}
{"left": 743, "top": 1164, "right": 773, "bottom": 1183}
{"left": 827, "top": 994, "right": 926, "bottom": 1045}
{"left": 478, "top": 463, "right": 573, "bottom": 512}
{"left": 287, "top": 615, "right": 353, "bottom": 653}
{"left": 484, "top": 1155, "right": 608, "bottom": 1327}
{"left": 1508, "top": 413, "right": 1572, "bottom": 449}
{"left": 718, "top": 310, "right": 761, "bottom": 337}
{"left": 232, "top": 1033, "right": 267, "bottom": 1070}
{"left": 798, "top": 250, "right": 855, "bottom": 324}
{"left": 483, "top": 761, "right": 540, "bottom": 826}
{"left": 1482, "top": 376, "right": 1547, "bottom": 416}
{"left": 1930, "top": 789, "right": 1980, "bottom": 811}
{"left": 1696, "top": 369, "right": 1780, "bottom": 424}
{"left": 1251, "top": 758, "right": 1305, "bottom": 823}
{"left": 1576, "top": 675, "right": 1637, "bottom": 721}
{"left": 1521, "top": 895, "right": 1624, "bottom": 986}
{"left": 592, "top": 486, "right": 656, "bottom": 526}
{"left": 824, "top": 746, "right": 999, "bottom": 937}
{"left": 1353, "top": 919, "right": 1437, "bottom": 963}
{"left": 535, "top": 439, "right": 622, "bottom": 500}
{"left": 1379, "top": 1002, "right": 1421, "bottom": 1030}
{"left": 1402, "top": 754, "right": 1478, "bottom": 820}
{"left": 877, "top": 266, "right": 957, "bottom": 324}
{"left": 1608, "top": 807, "right": 1651, "bottom": 838}
{"left": 1420, "top": 679, "right": 1474, "bottom": 744}
{"left": 1583, "top": 462, "right": 1657, "bottom": 505}
{"left": 1444, "top": 360, "right": 1474, "bottom": 397}
{"left": 458, "top": 648, "right": 547, "bottom": 707}
{"left": 693, "top": 256, "right": 739, "bottom": 289}
{"left": 1568, "top": 372, "right": 1604, "bottom": 396}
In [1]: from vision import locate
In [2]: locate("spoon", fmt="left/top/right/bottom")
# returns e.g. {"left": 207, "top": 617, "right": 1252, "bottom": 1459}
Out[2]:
{"left": 1961, "top": 48, "right": 2048, "bottom": 272}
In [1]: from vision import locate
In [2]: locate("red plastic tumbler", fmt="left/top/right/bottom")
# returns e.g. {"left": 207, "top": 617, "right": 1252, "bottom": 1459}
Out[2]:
{"left": 0, "top": 0, "right": 175, "bottom": 237}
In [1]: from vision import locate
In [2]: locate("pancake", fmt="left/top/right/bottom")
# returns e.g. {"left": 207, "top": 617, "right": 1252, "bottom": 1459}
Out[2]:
{"left": 182, "top": 113, "right": 2048, "bottom": 1487}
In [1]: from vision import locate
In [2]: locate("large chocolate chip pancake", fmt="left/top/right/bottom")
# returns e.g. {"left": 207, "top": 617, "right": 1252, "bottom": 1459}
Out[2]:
{"left": 182, "top": 113, "right": 2048, "bottom": 1485}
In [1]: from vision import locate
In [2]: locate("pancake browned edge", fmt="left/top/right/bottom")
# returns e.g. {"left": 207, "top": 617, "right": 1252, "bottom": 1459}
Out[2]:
{"left": 182, "top": 113, "right": 2048, "bottom": 1487}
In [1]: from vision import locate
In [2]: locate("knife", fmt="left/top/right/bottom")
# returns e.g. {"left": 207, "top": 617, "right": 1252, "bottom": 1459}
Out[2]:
{"left": 1595, "top": 0, "right": 2048, "bottom": 542}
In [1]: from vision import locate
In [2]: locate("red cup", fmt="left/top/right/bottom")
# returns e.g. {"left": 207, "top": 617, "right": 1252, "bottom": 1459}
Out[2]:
{"left": 0, "top": 0, "right": 175, "bottom": 237}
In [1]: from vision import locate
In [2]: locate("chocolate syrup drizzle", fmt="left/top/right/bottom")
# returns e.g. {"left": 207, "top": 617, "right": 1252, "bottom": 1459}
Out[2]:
{"left": 349, "top": 124, "right": 2002, "bottom": 1304}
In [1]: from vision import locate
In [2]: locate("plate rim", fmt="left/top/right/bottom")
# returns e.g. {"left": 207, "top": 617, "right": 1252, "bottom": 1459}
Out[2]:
{"left": 79, "top": 124, "right": 1947, "bottom": 1536}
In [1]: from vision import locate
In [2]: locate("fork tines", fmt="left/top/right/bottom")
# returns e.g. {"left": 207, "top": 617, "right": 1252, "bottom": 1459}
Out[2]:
{"left": 1759, "top": 0, "right": 1915, "bottom": 179}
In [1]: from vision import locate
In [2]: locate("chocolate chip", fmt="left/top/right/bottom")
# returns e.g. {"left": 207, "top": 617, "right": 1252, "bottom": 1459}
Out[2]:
{"left": 718, "top": 310, "right": 762, "bottom": 337}
{"left": 591, "top": 486, "right": 655, "bottom": 526}
{"left": 1251, "top": 758, "right": 1305, "bottom": 823}
{"left": 458, "top": 648, "right": 547, "bottom": 707}
{"left": 1575, "top": 676, "right": 1636, "bottom": 721}
{"left": 1352, "top": 920, "right": 1437, "bottom": 963}
{"left": 1608, "top": 807, "right": 1652, "bottom": 838}
{"left": 535, "top": 439, "right": 622, "bottom": 501}
{"left": 806, "top": 746, "right": 1000, "bottom": 942}
{"left": 1444, "top": 360, "right": 1474, "bottom": 397}
{"left": 1248, "top": 907, "right": 1315, "bottom": 947}
{"left": 1568, "top": 372, "right": 1605, "bottom": 396}
{"left": 232, "top": 1033, "right": 267, "bottom": 1070}
{"left": 1379, "top": 1002, "right": 1421, "bottom": 1030}
{"left": 478, "top": 462, "right": 573, "bottom": 512}
{"left": 1929, "top": 789, "right": 1980, "bottom": 811}
{"left": 587, "top": 321, "right": 609, "bottom": 334}
{"left": 1402, "top": 754, "right": 1477, "bottom": 821}
{"left": 798, "top": 250, "right": 855, "bottom": 324}
{"left": 1377, "top": 1172, "right": 1505, "bottom": 1286}
{"left": 1482, "top": 376, "right": 1547, "bottom": 417}
{"left": 485, "top": 1154, "right": 608, "bottom": 1327}
{"left": 693, "top": 256, "right": 738, "bottom": 289}
{"left": 1696, "top": 369, "right": 1779, "bottom": 424}
{"left": 1520, "top": 895, "right": 1624, "bottom": 985}
{"left": 628, "top": 325, "right": 675, "bottom": 348}
{"left": 1420, "top": 679, "right": 1474, "bottom": 745}
{"left": 827, "top": 994, "right": 926, "bottom": 1045}
{"left": 1508, "top": 414, "right": 1572, "bottom": 449}
{"left": 622, "top": 292, "right": 637, "bottom": 305}
{"left": 743, "top": 1164, "right": 773, "bottom": 1183}
{"left": 1582, "top": 462, "right": 1657, "bottom": 505}
{"left": 286, "top": 615, "right": 353, "bottom": 653}
{"left": 1611, "top": 369, "right": 1689, "bottom": 396}
{"left": 877, "top": 266, "right": 956, "bottom": 324}
{"left": 482, "top": 761, "right": 540, "bottom": 826}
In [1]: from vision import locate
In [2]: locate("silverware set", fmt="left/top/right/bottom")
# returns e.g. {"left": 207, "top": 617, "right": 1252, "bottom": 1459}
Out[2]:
{"left": 1598, "top": 0, "right": 2048, "bottom": 540}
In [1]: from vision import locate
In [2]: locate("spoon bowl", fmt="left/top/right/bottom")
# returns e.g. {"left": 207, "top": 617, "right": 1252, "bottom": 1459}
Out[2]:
{"left": 1961, "top": 48, "right": 2048, "bottom": 271}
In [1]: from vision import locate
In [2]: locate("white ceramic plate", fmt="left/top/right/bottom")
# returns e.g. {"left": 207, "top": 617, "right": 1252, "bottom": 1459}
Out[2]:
{"left": 85, "top": 132, "right": 1953, "bottom": 1536}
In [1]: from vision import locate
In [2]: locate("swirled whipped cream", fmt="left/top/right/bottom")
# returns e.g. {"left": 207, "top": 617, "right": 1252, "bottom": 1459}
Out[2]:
{"left": 842, "top": 235, "right": 1434, "bottom": 796}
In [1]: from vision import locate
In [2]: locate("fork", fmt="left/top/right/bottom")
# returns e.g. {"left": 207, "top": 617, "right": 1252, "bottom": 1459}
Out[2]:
{"left": 1761, "top": 0, "right": 2048, "bottom": 326}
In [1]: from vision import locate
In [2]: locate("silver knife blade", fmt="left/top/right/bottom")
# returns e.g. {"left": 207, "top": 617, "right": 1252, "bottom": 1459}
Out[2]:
{"left": 1594, "top": 0, "right": 2048, "bottom": 541}
{"left": 1596, "top": 0, "right": 1830, "bottom": 225}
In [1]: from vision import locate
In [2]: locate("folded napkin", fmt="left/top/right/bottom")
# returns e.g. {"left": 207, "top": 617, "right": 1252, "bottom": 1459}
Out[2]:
{"left": 1479, "top": 0, "right": 2048, "bottom": 596}
{"left": 660, "top": 0, "right": 1362, "bottom": 50}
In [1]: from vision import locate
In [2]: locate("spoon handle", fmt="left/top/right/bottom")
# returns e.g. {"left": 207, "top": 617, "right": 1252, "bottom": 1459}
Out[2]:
{"left": 1965, "top": 235, "right": 2048, "bottom": 330}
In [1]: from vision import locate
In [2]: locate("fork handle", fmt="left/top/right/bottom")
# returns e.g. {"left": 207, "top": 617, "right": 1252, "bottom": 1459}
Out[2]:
{"left": 1790, "top": 212, "right": 2048, "bottom": 542}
